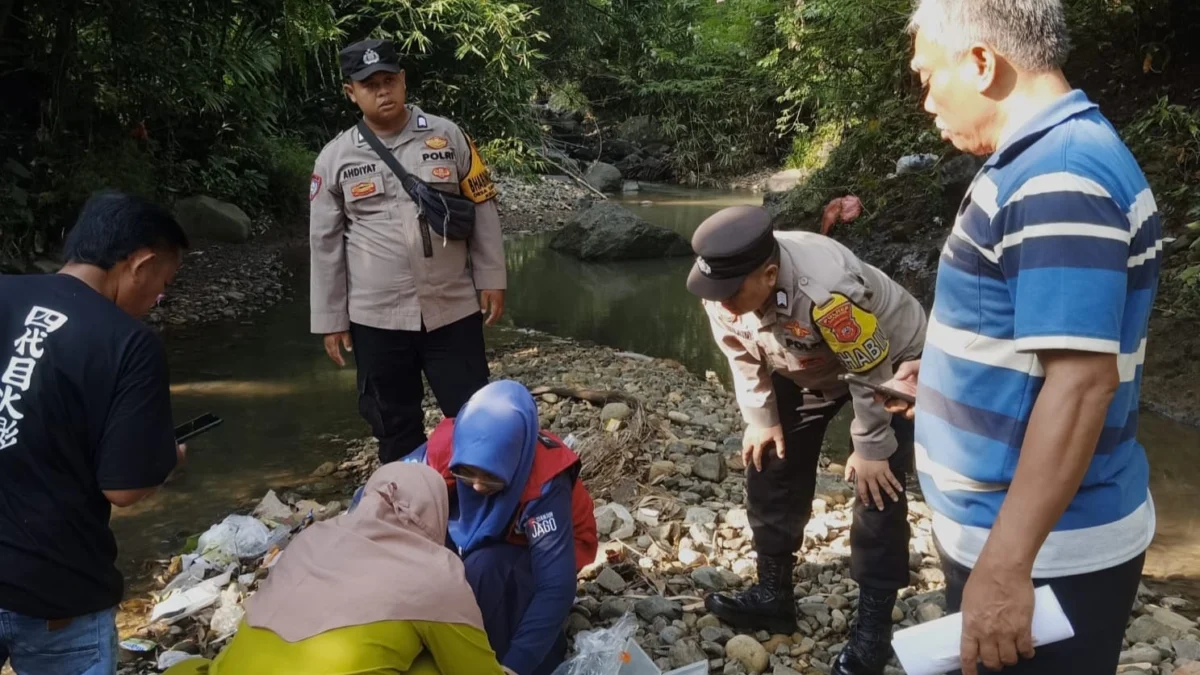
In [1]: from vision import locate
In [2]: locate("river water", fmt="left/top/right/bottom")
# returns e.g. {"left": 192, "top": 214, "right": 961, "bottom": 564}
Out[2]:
{"left": 111, "top": 184, "right": 1200, "bottom": 596}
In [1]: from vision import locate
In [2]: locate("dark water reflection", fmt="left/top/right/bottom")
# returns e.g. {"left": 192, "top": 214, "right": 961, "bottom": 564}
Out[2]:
{"left": 111, "top": 184, "right": 1199, "bottom": 600}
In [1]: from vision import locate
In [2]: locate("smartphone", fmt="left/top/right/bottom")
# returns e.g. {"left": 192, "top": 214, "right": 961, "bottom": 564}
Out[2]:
{"left": 838, "top": 373, "right": 916, "bottom": 405}
{"left": 174, "top": 413, "right": 224, "bottom": 443}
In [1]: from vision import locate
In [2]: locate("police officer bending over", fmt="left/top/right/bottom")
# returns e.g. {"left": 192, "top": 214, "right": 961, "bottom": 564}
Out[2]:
{"left": 310, "top": 39, "right": 506, "bottom": 464}
{"left": 687, "top": 206, "right": 926, "bottom": 675}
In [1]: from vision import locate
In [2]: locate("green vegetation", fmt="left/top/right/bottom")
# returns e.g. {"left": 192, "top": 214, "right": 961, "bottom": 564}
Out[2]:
{"left": 1, "top": 0, "right": 1197, "bottom": 285}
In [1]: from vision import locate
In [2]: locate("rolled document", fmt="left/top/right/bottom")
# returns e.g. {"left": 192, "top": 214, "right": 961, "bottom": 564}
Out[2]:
{"left": 891, "top": 584, "right": 1075, "bottom": 675}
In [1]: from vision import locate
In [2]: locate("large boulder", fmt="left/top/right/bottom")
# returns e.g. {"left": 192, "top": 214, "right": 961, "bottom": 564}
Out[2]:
{"left": 617, "top": 115, "right": 668, "bottom": 147}
{"left": 584, "top": 162, "right": 624, "bottom": 194}
{"left": 176, "top": 196, "right": 251, "bottom": 243}
{"left": 549, "top": 202, "right": 693, "bottom": 261}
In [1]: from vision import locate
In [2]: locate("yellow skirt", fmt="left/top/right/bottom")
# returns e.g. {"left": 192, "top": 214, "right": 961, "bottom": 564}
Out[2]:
{"left": 163, "top": 619, "right": 502, "bottom": 675}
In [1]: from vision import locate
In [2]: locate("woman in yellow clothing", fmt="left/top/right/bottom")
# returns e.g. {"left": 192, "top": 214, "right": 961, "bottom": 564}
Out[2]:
{"left": 166, "top": 462, "right": 506, "bottom": 675}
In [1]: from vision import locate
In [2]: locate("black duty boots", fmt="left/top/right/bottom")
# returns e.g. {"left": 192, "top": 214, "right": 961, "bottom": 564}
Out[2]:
{"left": 831, "top": 586, "right": 898, "bottom": 675}
{"left": 704, "top": 554, "right": 797, "bottom": 635}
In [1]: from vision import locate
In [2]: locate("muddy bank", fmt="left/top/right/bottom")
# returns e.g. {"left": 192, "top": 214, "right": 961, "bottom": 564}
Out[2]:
{"left": 116, "top": 331, "right": 1200, "bottom": 675}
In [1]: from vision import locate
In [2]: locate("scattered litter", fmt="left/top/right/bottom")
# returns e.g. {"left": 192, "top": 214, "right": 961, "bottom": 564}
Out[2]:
{"left": 157, "top": 650, "right": 202, "bottom": 671}
{"left": 197, "top": 515, "right": 270, "bottom": 565}
{"left": 150, "top": 567, "right": 233, "bottom": 624}
{"left": 119, "top": 638, "right": 158, "bottom": 654}
{"left": 896, "top": 153, "right": 938, "bottom": 175}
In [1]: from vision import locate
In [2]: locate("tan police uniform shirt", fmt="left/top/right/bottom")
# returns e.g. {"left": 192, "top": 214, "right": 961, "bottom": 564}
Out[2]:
{"left": 703, "top": 231, "right": 927, "bottom": 461}
{"left": 309, "top": 105, "right": 505, "bottom": 334}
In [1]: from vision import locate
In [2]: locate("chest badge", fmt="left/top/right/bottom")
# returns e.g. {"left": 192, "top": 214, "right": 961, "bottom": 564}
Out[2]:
{"left": 783, "top": 321, "right": 810, "bottom": 339}
{"left": 431, "top": 167, "right": 452, "bottom": 180}
{"left": 350, "top": 181, "right": 377, "bottom": 198}
{"left": 425, "top": 136, "right": 449, "bottom": 150}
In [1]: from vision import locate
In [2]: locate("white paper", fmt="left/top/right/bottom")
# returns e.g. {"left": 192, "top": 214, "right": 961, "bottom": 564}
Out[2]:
{"left": 891, "top": 585, "right": 1075, "bottom": 675}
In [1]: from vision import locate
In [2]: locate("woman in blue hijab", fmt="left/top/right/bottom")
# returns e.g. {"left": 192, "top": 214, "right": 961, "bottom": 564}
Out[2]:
{"left": 428, "top": 380, "right": 592, "bottom": 675}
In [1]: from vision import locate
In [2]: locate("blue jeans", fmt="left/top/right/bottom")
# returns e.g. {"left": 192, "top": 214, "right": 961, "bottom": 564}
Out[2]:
{"left": 0, "top": 607, "right": 118, "bottom": 675}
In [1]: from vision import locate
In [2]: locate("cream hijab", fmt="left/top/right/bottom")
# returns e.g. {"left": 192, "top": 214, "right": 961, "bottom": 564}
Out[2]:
{"left": 244, "top": 462, "right": 485, "bottom": 642}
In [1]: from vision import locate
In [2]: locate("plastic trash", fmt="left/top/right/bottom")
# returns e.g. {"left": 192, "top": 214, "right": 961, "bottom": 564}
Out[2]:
{"left": 209, "top": 584, "right": 245, "bottom": 638}
{"left": 550, "top": 613, "right": 638, "bottom": 675}
{"left": 160, "top": 558, "right": 213, "bottom": 596}
{"left": 550, "top": 614, "right": 707, "bottom": 675}
{"left": 895, "top": 153, "right": 938, "bottom": 175}
{"left": 157, "top": 650, "right": 202, "bottom": 670}
{"left": 197, "top": 515, "right": 270, "bottom": 565}
{"left": 150, "top": 568, "right": 233, "bottom": 624}
{"left": 119, "top": 638, "right": 157, "bottom": 655}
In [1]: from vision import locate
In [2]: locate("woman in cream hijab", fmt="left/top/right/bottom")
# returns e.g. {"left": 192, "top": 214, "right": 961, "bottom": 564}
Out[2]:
{"left": 166, "top": 462, "right": 505, "bottom": 675}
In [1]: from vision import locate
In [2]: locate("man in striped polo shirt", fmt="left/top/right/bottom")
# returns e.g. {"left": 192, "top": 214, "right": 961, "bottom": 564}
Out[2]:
{"left": 887, "top": 1, "right": 1163, "bottom": 673}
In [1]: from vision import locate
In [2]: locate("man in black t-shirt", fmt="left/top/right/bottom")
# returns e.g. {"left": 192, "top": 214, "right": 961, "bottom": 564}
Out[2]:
{"left": 0, "top": 191, "right": 188, "bottom": 675}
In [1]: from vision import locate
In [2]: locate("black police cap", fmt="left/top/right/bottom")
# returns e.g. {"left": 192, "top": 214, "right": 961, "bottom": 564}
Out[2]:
{"left": 685, "top": 206, "right": 777, "bottom": 301}
{"left": 339, "top": 39, "right": 402, "bottom": 82}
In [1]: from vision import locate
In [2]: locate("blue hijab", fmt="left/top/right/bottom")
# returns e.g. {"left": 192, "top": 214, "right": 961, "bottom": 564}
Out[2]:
{"left": 448, "top": 380, "right": 539, "bottom": 556}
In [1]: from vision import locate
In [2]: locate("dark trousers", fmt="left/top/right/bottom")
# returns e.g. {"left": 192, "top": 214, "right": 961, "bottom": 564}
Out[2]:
{"left": 940, "top": 542, "right": 1145, "bottom": 675}
{"left": 349, "top": 313, "right": 489, "bottom": 464}
{"left": 747, "top": 374, "right": 914, "bottom": 590}
{"left": 463, "top": 544, "right": 568, "bottom": 675}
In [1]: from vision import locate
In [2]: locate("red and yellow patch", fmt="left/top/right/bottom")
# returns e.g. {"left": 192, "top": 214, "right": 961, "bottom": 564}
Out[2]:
{"left": 783, "top": 321, "right": 810, "bottom": 339}
{"left": 350, "top": 181, "right": 377, "bottom": 199}
{"left": 425, "top": 136, "right": 449, "bottom": 150}
{"left": 811, "top": 293, "right": 889, "bottom": 373}
{"left": 431, "top": 166, "right": 452, "bottom": 181}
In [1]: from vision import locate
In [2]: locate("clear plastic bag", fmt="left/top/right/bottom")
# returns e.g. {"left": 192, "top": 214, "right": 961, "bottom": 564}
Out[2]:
{"left": 197, "top": 515, "right": 270, "bottom": 565}
{"left": 550, "top": 613, "right": 639, "bottom": 675}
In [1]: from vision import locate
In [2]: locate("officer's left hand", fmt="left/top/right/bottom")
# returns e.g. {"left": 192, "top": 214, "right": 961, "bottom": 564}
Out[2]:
{"left": 480, "top": 289, "right": 505, "bottom": 326}
{"left": 844, "top": 454, "right": 903, "bottom": 511}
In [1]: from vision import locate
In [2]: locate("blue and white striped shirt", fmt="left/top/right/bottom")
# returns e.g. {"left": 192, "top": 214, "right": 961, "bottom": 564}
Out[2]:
{"left": 916, "top": 90, "right": 1162, "bottom": 578}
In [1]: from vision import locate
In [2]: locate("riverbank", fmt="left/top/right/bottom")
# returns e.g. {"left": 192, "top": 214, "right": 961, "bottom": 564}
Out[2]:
{"left": 116, "top": 330, "right": 1200, "bottom": 675}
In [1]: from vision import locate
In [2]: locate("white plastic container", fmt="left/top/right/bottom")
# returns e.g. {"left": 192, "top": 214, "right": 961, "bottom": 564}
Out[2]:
{"left": 617, "top": 638, "right": 708, "bottom": 675}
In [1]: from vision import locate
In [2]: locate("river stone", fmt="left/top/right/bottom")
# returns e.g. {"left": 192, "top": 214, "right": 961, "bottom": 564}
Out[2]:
{"left": 596, "top": 568, "right": 627, "bottom": 593}
{"left": 584, "top": 161, "right": 623, "bottom": 193}
{"left": 1127, "top": 615, "right": 1184, "bottom": 643}
{"left": 826, "top": 595, "right": 849, "bottom": 611}
{"left": 701, "top": 626, "right": 734, "bottom": 644}
{"left": 917, "top": 602, "right": 945, "bottom": 623}
{"left": 773, "top": 666, "right": 802, "bottom": 675}
{"left": 692, "top": 566, "right": 727, "bottom": 592}
{"left": 660, "top": 626, "right": 685, "bottom": 646}
{"left": 723, "top": 508, "right": 750, "bottom": 530}
{"left": 599, "top": 597, "right": 635, "bottom": 620}
{"left": 601, "top": 402, "right": 632, "bottom": 421}
{"left": 1119, "top": 646, "right": 1163, "bottom": 665}
{"left": 697, "top": 614, "right": 722, "bottom": 630}
{"left": 566, "top": 613, "right": 592, "bottom": 635}
{"left": 725, "top": 635, "right": 770, "bottom": 674}
{"left": 311, "top": 462, "right": 337, "bottom": 478}
{"left": 1177, "top": 662, "right": 1200, "bottom": 675}
{"left": 1149, "top": 606, "right": 1198, "bottom": 632}
{"left": 1176, "top": 639, "right": 1200, "bottom": 662}
{"left": 549, "top": 202, "right": 692, "bottom": 261}
{"left": 175, "top": 195, "right": 251, "bottom": 243}
{"left": 668, "top": 411, "right": 692, "bottom": 424}
{"left": 670, "top": 639, "right": 708, "bottom": 668}
{"left": 636, "top": 596, "right": 682, "bottom": 622}
{"left": 253, "top": 490, "right": 295, "bottom": 523}
{"left": 649, "top": 460, "right": 675, "bottom": 483}
{"left": 685, "top": 507, "right": 717, "bottom": 527}
{"left": 695, "top": 453, "right": 727, "bottom": 483}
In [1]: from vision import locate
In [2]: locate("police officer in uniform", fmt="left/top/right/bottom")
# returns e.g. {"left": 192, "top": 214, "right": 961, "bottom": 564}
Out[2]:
{"left": 686, "top": 206, "right": 925, "bottom": 675}
{"left": 310, "top": 39, "right": 506, "bottom": 464}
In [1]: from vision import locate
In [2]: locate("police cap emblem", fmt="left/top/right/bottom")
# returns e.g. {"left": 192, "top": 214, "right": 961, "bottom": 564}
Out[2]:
{"left": 362, "top": 49, "right": 380, "bottom": 66}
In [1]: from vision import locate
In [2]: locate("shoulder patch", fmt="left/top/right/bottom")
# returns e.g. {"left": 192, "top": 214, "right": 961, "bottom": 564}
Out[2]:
{"left": 811, "top": 293, "right": 889, "bottom": 373}
{"left": 309, "top": 174, "right": 322, "bottom": 201}
{"left": 459, "top": 135, "right": 498, "bottom": 204}
{"left": 525, "top": 512, "right": 558, "bottom": 541}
